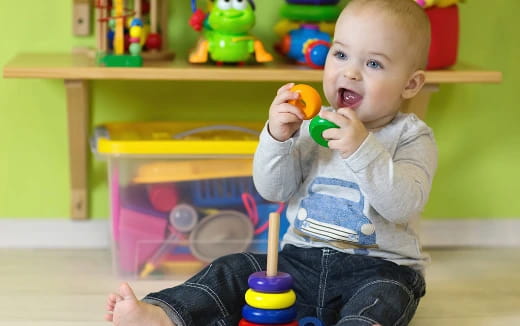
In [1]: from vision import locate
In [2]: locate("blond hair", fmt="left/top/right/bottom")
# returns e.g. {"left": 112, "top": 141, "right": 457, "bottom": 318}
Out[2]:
{"left": 345, "top": 0, "right": 431, "bottom": 69}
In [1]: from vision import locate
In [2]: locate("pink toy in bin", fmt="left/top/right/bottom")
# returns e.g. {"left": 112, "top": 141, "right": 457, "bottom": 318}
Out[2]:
{"left": 117, "top": 207, "right": 168, "bottom": 273}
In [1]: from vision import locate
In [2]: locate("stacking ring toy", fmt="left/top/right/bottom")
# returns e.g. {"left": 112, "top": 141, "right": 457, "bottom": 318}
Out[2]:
{"left": 288, "top": 84, "right": 322, "bottom": 120}
{"left": 299, "top": 317, "right": 324, "bottom": 326}
{"left": 239, "top": 319, "right": 298, "bottom": 326}
{"left": 248, "top": 271, "right": 294, "bottom": 293}
{"left": 242, "top": 305, "right": 297, "bottom": 324}
{"left": 245, "top": 289, "right": 296, "bottom": 309}
{"left": 309, "top": 115, "right": 339, "bottom": 147}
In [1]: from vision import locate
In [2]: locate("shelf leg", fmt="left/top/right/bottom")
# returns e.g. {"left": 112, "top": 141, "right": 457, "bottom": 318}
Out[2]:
{"left": 65, "top": 79, "right": 90, "bottom": 220}
{"left": 402, "top": 83, "right": 439, "bottom": 120}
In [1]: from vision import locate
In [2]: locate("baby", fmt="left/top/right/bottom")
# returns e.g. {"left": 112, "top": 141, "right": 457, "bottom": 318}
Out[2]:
{"left": 106, "top": 0, "right": 436, "bottom": 325}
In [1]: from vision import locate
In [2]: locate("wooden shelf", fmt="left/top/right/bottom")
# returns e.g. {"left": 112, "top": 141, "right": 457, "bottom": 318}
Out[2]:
{"left": 2, "top": 52, "right": 503, "bottom": 220}
{"left": 3, "top": 52, "right": 503, "bottom": 84}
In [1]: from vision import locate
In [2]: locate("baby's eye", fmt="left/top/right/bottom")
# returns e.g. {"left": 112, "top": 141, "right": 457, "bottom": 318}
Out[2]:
{"left": 367, "top": 60, "right": 383, "bottom": 69}
{"left": 332, "top": 50, "right": 347, "bottom": 60}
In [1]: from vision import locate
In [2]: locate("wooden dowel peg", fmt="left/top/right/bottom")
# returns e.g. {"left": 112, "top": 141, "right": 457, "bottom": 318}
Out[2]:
{"left": 266, "top": 212, "right": 280, "bottom": 277}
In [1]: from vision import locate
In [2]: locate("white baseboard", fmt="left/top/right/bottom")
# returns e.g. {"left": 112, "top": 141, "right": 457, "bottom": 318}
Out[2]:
{"left": 0, "top": 218, "right": 519, "bottom": 248}
{"left": 419, "top": 219, "right": 520, "bottom": 247}
{"left": 0, "top": 219, "right": 110, "bottom": 248}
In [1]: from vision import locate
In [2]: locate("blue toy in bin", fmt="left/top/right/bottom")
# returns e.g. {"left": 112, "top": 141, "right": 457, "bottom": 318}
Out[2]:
{"left": 192, "top": 177, "right": 264, "bottom": 208}
{"left": 245, "top": 200, "right": 289, "bottom": 253}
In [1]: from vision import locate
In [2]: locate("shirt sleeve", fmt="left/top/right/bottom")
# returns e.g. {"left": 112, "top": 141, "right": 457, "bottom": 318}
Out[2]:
{"left": 253, "top": 122, "right": 304, "bottom": 202}
{"left": 344, "top": 123, "right": 438, "bottom": 224}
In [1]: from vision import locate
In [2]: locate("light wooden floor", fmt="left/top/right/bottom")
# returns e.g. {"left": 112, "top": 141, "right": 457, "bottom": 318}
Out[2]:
{"left": 0, "top": 248, "right": 519, "bottom": 326}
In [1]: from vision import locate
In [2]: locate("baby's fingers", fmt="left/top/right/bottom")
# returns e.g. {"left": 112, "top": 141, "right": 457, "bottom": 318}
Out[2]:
{"left": 322, "top": 126, "right": 341, "bottom": 142}
{"left": 276, "top": 103, "right": 305, "bottom": 120}
{"left": 276, "top": 82, "right": 295, "bottom": 95}
{"left": 320, "top": 110, "right": 350, "bottom": 128}
{"left": 272, "top": 85, "right": 299, "bottom": 106}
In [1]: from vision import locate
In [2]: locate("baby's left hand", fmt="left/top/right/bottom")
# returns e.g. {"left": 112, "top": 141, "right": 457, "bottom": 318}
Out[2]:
{"left": 320, "top": 108, "right": 369, "bottom": 158}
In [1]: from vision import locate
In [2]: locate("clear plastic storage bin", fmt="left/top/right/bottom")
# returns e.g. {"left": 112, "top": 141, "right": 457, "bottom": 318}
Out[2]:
{"left": 93, "top": 121, "right": 288, "bottom": 279}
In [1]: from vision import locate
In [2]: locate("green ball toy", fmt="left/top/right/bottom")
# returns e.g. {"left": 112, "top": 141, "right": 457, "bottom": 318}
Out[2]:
{"left": 309, "top": 115, "right": 339, "bottom": 147}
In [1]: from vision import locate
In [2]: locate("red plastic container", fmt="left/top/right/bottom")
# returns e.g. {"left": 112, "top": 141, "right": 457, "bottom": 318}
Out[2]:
{"left": 425, "top": 5, "right": 459, "bottom": 70}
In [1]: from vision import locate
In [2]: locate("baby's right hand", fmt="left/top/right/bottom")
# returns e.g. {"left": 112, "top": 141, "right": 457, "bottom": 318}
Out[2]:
{"left": 268, "top": 83, "right": 305, "bottom": 142}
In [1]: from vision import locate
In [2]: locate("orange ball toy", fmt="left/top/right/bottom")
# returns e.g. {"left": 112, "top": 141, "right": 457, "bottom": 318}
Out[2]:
{"left": 288, "top": 84, "right": 322, "bottom": 120}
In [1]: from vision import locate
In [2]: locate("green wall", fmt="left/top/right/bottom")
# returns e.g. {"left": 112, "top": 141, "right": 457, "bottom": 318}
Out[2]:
{"left": 0, "top": 1, "right": 518, "bottom": 219}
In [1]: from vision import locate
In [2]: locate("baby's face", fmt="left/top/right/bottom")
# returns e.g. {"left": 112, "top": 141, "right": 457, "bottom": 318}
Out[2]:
{"left": 323, "top": 6, "right": 419, "bottom": 129}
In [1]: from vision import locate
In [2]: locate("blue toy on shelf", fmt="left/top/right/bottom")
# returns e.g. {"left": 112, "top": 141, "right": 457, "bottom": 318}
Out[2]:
{"left": 276, "top": 24, "right": 331, "bottom": 69}
{"left": 274, "top": 0, "right": 341, "bottom": 69}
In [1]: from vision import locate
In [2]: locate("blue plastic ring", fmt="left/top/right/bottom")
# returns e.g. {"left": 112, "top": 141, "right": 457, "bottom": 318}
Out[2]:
{"left": 242, "top": 304, "right": 297, "bottom": 324}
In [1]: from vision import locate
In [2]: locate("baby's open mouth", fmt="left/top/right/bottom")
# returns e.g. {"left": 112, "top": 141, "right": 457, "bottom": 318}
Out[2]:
{"left": 337, "top": 88, "right": 363, "bottom": 109}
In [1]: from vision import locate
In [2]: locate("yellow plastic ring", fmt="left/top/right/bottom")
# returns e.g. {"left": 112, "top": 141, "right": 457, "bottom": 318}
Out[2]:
{"left": 245, "top": 289, "right": 296, "bottom": 310}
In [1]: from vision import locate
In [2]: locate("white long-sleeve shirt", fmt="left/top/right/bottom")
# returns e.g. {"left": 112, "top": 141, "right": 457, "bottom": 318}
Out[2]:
{"left": 253, "top": 111, "right": 438, "bottom": 271}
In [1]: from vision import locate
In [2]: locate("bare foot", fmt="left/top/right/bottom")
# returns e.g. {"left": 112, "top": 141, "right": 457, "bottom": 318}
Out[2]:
{"left": 105, "top": 282, "right": 175, "bottom": 326}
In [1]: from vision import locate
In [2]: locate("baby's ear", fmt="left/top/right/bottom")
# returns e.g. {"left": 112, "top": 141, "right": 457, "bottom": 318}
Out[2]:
{"left": 402, "top": 70, "right": 426, "bottom": 99}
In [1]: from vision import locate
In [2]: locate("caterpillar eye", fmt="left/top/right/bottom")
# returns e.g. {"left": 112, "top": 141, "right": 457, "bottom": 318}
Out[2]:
{"left": 233, "top": 0, "right": 248, "bottom": 10}
{"left": 216, "top": 0, "right": 232, "bottom": 10}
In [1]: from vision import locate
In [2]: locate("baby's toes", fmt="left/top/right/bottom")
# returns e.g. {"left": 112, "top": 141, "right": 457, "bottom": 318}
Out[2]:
{"left": 106, "top": 293, "right": 123, "bottom": 310}
{"left": 104, "top": 311, "right": 114, "bottom": 321}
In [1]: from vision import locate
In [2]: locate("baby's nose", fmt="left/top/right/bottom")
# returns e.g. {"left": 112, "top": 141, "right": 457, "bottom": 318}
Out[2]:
{"left": 344, "top": 67, "right": 361, "bottom": 81}
{"left": 343, "top": 66, "right": 361, "bottom": 81}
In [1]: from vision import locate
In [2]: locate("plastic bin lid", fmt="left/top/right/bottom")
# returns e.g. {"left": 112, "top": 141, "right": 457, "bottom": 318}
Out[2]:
{"left": 93, "top": 121, "right": 264, "bottom": 155}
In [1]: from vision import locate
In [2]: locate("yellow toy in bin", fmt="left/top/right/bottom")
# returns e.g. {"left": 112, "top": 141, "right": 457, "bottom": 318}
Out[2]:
{"left": 93, "top": 121, "right": 266, "bottom": 279}
{"left": 133, "top": 158, "right": 254, "bottom": 183}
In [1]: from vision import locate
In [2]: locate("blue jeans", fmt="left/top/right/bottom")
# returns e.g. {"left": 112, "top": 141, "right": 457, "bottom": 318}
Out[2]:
{"left": 142, "top": 245, "right": 425, "bottom": 326}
